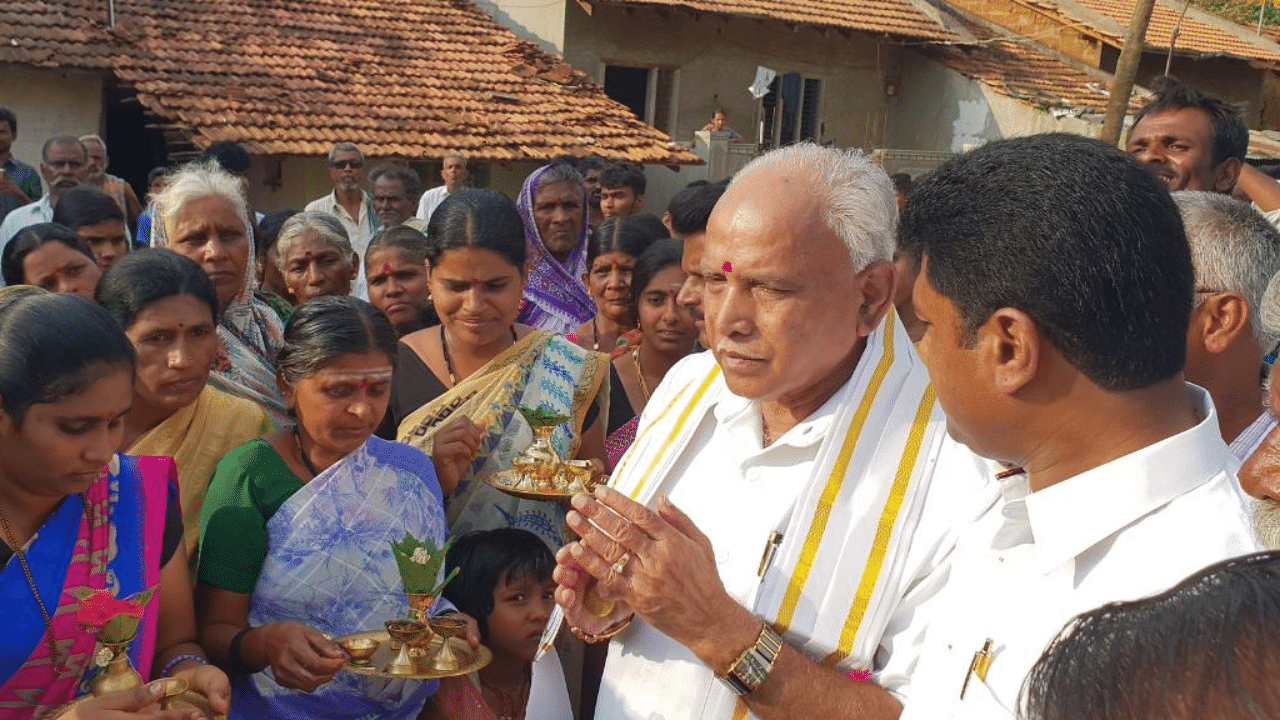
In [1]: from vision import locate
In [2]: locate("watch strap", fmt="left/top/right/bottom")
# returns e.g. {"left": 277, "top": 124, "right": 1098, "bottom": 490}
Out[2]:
{"left": 719, "top": 623, "right": 784, "bottom": 696}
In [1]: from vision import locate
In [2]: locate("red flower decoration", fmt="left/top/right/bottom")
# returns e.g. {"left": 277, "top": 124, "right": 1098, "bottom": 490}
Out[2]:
{"left": 76, "top": 589, "right": 146, "bottom": 629}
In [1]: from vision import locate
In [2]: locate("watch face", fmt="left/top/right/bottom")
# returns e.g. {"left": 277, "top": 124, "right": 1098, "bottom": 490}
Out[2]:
{"left": 723, "top": 627, "right": 784, "bottom": 695}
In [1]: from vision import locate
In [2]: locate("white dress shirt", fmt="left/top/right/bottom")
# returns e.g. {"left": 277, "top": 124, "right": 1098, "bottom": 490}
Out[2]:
{"left": 889, "top": 385, "right": 1260, "bottom": 720}
{"left": 594, "top": 353, "right": 997, "bottom": 720}
{"left": 416, "top": 185, "right": 452, "bottom": 223}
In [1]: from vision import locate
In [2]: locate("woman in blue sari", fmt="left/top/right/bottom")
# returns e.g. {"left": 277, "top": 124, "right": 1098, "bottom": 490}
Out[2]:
{"left": 197, "top": 296, "right": 478, "bottom": 719}
{"left": 0, "top": 288, "right": 229, "bottom": 719}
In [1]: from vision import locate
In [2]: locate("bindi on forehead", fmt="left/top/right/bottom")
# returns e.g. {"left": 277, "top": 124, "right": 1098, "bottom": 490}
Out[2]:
{"left": 722, "top": 261, "right": 733, "bottom": 274}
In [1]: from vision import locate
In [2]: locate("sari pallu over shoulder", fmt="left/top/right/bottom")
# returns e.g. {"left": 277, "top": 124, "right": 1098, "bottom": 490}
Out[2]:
{"left": 234, "top": 436, "right": 448, "bottom": 720}
{"left": 0, "top": 454, "right": 172, "bottom": 717}
{"left": 397, "top": 330, "right": 608, "bottom": 548}
{"left": 514, "top": 165, "right": 597, "bottom": 334}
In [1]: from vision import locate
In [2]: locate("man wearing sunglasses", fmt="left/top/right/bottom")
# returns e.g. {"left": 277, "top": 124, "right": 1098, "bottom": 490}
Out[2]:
{"left": 305, "top": 142, "right": 377, "bottom": 263}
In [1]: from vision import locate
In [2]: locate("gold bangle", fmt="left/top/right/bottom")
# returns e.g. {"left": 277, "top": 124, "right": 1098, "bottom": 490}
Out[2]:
{"left": 571, "top": 614, "right": 633, "bottom": 644}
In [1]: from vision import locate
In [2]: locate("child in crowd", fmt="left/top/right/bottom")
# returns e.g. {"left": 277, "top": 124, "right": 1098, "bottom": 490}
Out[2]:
{"left": 426, "top": 528, "right": 572, "bottom": 720}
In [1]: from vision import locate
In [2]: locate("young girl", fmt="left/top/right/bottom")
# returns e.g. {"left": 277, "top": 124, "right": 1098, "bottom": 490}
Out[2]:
{"left": 428, "top": 529, "right": 571, "bottom": 720}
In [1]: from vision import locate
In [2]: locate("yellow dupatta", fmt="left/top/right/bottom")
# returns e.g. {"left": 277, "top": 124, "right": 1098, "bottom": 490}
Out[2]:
{"left": 398, "top": 329, "right": 608, "bottom": 547}
{"left": 127, "top": 385, "right": 273, "bottom": 565}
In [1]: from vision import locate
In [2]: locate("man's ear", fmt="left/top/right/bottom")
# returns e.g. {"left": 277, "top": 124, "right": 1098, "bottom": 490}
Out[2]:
{"left": 1215, "top": 157, "right": 1244, "bottom": 195}
{"left": 981, "top": 307, "right": 1040, "bottom": 396}
{"left": 854, "top": 260, "right": 896, "bottom": 338}
{"left": 1200, "top": 292, "right": 1251, "bottom": 354}
{"left": 634, "top": 195, "right": 645, "bottom": 212}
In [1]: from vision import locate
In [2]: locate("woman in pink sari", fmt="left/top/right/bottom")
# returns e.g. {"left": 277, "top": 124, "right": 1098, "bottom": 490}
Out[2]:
{"left": 0, "top": 289, "right": 229, "bottom": 719}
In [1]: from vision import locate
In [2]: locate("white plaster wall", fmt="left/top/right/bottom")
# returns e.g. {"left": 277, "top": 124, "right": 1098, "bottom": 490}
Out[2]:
{"left": 476, "top": 0, "right": 567, "bottom": 53}
{"left": 563, "top": 3, "right": 899, "bottom": 151}
{"left": 0, "top": 66, "right": 104, "bottom": 191}
{"left": 889, "top": 51, "right": 1097, "bottom": 153}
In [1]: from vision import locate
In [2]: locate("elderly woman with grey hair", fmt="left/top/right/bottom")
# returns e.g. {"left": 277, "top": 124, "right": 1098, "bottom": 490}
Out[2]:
{"left": 275, "top": 211, "right": 359, "bottom": 304}
{"left": 150, "top": 160, "right": 288, "bottom": 425}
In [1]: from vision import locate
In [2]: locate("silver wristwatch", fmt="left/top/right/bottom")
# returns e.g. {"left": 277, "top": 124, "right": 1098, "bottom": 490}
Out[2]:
{"left": 719, "top": 624, "right": 784, "bottom": 696}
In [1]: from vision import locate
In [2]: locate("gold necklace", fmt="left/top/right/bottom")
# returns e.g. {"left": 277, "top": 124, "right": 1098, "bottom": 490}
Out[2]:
{"left": 631, "top": 344, "right": 651, "bottom": 402}
{"left": 0, "top": 486, "right": 83, "bottom": 661}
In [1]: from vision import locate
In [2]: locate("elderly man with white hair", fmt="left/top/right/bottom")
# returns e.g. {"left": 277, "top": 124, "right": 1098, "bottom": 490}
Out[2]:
{"left": 552, "top": 143, "right": 994, "bottom": 720}
{"left": 1175, "top": 191, "right": 1280, "bottom": 462}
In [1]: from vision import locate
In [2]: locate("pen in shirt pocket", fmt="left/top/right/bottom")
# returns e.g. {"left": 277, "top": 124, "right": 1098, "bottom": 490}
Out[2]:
{"left": 758, "top": 531, "right": 783, "bottom": 577}
{"left": 960, "top": 638, "right": 995, "bottom": 700}
{"left": 757, "top": 508, "right": 794, "bottom": 578}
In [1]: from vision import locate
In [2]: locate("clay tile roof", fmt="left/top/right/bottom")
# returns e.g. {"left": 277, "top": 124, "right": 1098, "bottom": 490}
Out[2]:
{"left": 590, "top": 0, "right": 960, "bottom": 42}
{"left": 5, "top": 0, "right": 699, "bottom": 164}
{"left": 920, "top": 13, "right": 1146, "bottom": 113}
{"left": 1043, "top": 0, "right": 1280, "bottom": 63}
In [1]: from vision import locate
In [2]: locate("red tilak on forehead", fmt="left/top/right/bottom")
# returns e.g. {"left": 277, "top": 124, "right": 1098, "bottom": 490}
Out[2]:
{"left": 359, "top": 378, "right": 372, "bottom": 392}
{"left": 382, "top": 263, "right": 394, "bottom": 277}
{"left": 722, "top": 261, "right": 733, "bottom": 273}
{"left": 610, "top": 258, "right": 621, "bottom": 268}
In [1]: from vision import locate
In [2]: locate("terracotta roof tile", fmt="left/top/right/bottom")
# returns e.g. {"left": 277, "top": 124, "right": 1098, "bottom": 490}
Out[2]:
{"left": 591, "top": 0, "right": 959, "bottom": 41}
{"left": 1035, "top": 0, "right": 1280, "bottom": 63}
{"left": 5, "top": 0, "right": 699, "bottom": 163}
{"left": 921, "top": 14, "right": 1146, "bottom": 113}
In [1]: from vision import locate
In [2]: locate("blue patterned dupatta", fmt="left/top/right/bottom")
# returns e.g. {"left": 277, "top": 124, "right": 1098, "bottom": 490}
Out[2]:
{"left": 396, "top": 330, "right": 609, "bottom": 549}
{"left": 232, "top": 437, "right": 449, "bottom": 720}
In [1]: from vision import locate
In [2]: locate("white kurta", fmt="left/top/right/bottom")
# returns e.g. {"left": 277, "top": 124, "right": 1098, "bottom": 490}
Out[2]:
{"left": 888, "top": 386, "right": 1260, "bottom": 720}
{"left": 594, "top": 324, "right": 997, "bottom": 720}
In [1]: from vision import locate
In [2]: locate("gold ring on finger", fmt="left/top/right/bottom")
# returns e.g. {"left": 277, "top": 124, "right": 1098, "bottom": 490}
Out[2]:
{"left": 610, "top": 553, "right": 630, "bottom": 575}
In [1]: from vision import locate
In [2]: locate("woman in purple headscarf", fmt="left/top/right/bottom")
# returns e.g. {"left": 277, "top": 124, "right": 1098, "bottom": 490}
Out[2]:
{"left": 515, "top": 163, "right": 597, "bottom": 333}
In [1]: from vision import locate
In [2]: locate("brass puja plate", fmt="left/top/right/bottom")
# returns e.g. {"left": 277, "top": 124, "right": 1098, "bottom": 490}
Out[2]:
{"left": 334, "top": 630, "right": 492, "bottom": 680}
{"left": 485, "top": 461, "right": 600, "bottom": 501}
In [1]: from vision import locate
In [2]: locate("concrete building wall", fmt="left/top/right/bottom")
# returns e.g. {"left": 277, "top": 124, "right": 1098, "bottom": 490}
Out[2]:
{"left": 890, "top": 51, "right": 1097, "bottom": 153}
{"left": 563, "top": 3, "right": 901, "bottom": 150}
{"left": 0, "top": 66, "right": 104, "bottom": 192}
{"left": 476, "top": 0, "right": 568, "bottom": 53}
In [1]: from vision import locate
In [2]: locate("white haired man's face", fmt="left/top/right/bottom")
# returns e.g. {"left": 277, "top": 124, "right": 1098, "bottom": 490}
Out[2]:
{"left": 701, "top": 163, "right": 890, "bottom": 409}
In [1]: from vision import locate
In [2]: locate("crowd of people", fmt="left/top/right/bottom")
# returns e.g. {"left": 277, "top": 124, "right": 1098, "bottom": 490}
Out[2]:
{"left": 0, "top": 75, "right": 1279, "bottom": 720}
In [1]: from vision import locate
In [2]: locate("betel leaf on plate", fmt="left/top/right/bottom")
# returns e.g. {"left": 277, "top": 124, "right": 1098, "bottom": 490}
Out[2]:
{"left": 517, "top": 405, "right": 570, "bottom": 428}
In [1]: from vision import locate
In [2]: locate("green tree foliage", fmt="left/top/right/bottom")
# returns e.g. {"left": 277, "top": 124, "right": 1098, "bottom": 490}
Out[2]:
{"left": 1189, "top": 0, "right": 1280, "bottom": 30}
